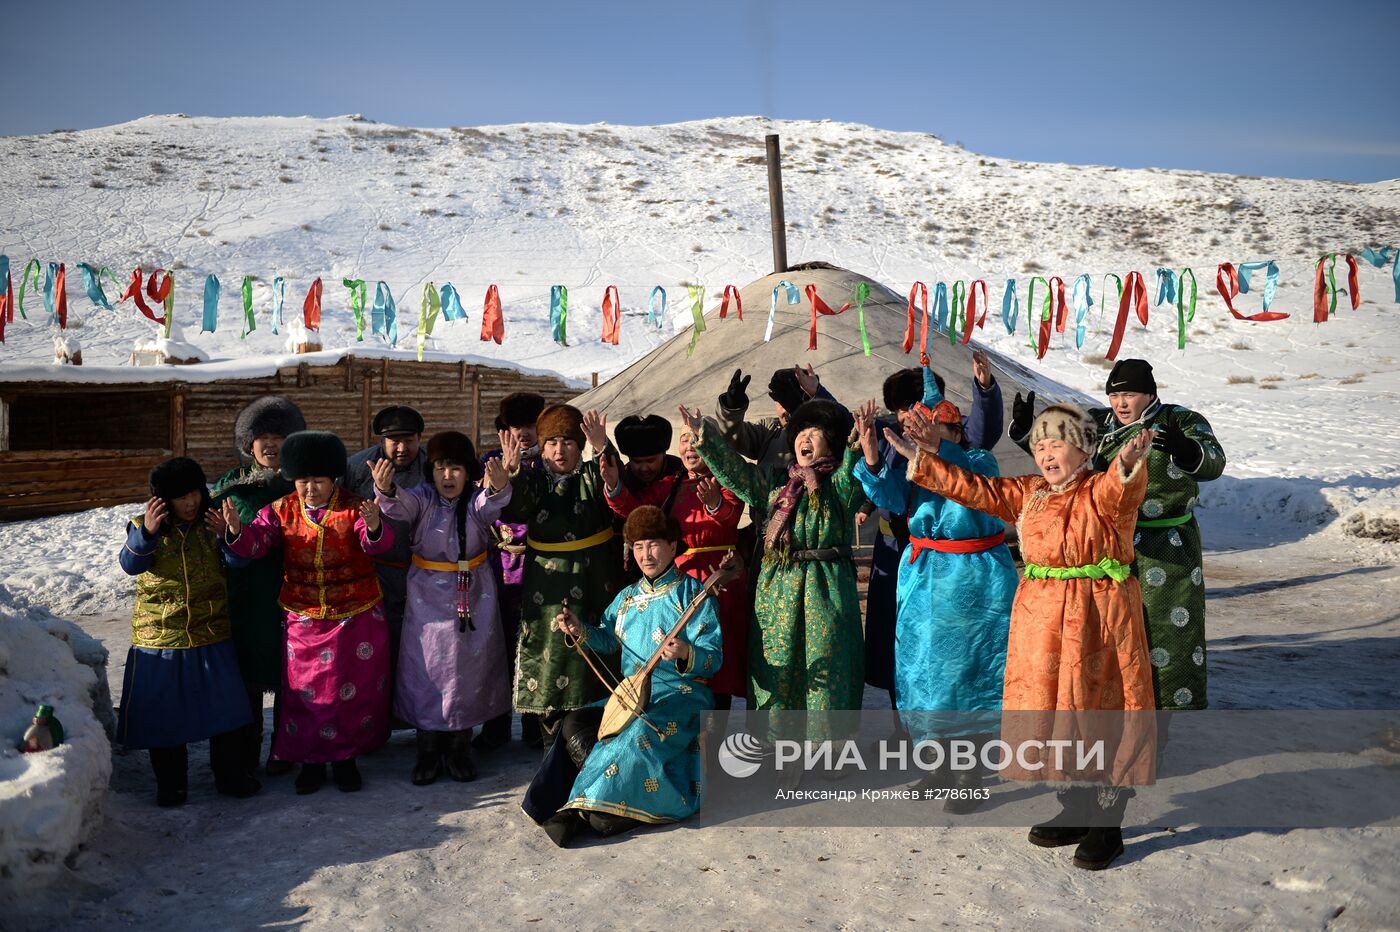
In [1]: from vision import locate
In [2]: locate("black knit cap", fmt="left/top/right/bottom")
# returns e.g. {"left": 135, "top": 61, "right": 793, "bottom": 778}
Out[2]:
{"left": 785, "top": 399, "right": 854, "bottom": 457}
{"left": 614, "top": 414, "right": 672, "bottom": 458}
{"left": 234, "top": 395, "right": 306, "bottom": 456}
{"left": 280, "top": 431, "right": 348, "bottom": 481}
{"left": 1104, "top": 358, "right": 1157, "bottom": 396}
{"left": 149, "top": 457, "right": 210, "bottom": 505}
{"left": 767, "top": 368, "right": 807, "bottom": 415}
{"left": 426, "top": 431, "right": 481, "bottom": 479}
{"left": 499, "top": 392, "right": 546, "bottom": 429}
{"left": 372, "top": 404, "right": 425, "bottom": 437}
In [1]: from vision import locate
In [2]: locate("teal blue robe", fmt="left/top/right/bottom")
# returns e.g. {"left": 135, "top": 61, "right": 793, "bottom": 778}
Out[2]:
{"left": 562, "top": 566, "right": 723, "bottom": 825}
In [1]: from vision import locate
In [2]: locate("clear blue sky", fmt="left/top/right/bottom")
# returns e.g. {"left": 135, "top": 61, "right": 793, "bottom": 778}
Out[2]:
{"left": 4, "top": 0, "right": 1398, "bottom": 181}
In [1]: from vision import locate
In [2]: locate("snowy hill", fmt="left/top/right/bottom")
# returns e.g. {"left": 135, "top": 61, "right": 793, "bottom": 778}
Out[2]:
{"left": 1, "top": 113, "right": 1398, "bottom": 554}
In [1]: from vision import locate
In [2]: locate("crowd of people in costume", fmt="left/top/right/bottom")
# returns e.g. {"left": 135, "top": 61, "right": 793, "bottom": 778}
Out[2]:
{"left": 114, "top": 352, "right": 1223, "bottom": 870}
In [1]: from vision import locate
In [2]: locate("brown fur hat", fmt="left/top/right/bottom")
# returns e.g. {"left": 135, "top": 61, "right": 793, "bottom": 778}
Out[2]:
{"left": 1028, "top": 404, "right": 1098, "bottom": 455}
{"left": 535, "top": 404, "right": 586, "bottom": 446}
{"left": 623, "top": 505, "right": 682, "bottom": 546}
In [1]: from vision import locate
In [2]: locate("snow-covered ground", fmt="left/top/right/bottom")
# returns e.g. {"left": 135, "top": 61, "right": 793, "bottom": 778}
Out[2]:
{"left": 1, "top": 114, "right": 1398, "bottom": 923}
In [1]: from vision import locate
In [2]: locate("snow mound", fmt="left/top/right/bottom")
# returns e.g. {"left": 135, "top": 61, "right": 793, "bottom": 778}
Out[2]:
{"left": 0, "top": 595, "right": 114, "bottom": 889}
{"left": 0, "top": 506, "right": 136, "bottom": 617}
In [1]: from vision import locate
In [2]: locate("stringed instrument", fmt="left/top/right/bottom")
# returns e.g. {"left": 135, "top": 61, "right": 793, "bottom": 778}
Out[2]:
{"left": 565, "top": 552, "right": 741, "bottom": 742}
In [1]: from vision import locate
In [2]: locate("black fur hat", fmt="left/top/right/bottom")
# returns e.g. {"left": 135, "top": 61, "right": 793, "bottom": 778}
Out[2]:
{"left": 785, "top": 400, "right": 854, "bottom": 457}
{"left": 149, "top": 457, "right": 213, "bottom": 519}
{"left": 280, "top": 431, "right": 348, "bottom": 481}
{"left": 234, "top": 395, "right": 306, "bottom": 456}
{"left": 426, "top": 431, "right": 481, "bottom": 479}
{"left": 614, "top": 414, "right": 672, "bottom": 458}
{"left": 499, "top": 392, "right": 546, "bottom": 429}
{"left": 882, "top": 368, "right": 922, "bottom": 413}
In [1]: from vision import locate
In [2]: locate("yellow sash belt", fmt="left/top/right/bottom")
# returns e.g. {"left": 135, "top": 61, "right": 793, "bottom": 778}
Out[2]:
{"left": 526, "top": 527, "right": 616, "bottom": 552}
{"left": 411, "top": 552, "right": 488, "bottom": 572}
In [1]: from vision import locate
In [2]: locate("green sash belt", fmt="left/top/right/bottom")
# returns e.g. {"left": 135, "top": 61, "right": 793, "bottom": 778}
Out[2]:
{"left": 1136, "top": 512, "right": 1194, "bottom": 528}
{"left": 1023, "top": 557, "right": 1131, "bottom": 583}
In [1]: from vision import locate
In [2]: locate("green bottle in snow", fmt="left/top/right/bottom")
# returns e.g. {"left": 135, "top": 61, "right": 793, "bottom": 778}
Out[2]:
{"left": 19, "top": 703, "right": 64, "bottom": 752}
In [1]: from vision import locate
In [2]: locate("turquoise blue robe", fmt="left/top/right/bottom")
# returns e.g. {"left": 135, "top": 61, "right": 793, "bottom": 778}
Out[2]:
{"left": 854, "top": 437, "right": 1017, "bottom": 738}
{"left": 562, "top": 566, "right": 723, "bottom": 825}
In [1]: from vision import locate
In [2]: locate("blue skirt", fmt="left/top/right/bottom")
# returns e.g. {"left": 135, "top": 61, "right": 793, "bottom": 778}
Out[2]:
{"left": 116, "top": 640, "right": 253, "bottom": 749}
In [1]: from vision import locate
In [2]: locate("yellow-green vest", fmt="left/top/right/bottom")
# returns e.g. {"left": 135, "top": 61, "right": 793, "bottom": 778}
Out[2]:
{"left": 129, "top": 517, "right": 232, "bottom": 649}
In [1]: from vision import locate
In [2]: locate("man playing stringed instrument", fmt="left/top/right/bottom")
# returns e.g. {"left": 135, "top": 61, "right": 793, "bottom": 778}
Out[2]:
{"left": 522, "top": 506, "right": 728, "bottom": 848}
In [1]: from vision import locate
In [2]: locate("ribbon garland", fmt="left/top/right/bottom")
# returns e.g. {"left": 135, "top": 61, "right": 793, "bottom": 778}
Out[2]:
{"left": 303, "top": 277, "right": 323, "bottom": 330}
{"left": 600, "top": 284, "right": 621, "bottom": 345}
{"left": 947, "top": 281, "right": 966, "bottom": 346}
{"left": 1216, "top": 261, "right": 1289, "bottom": 322}
{"left": 1357, "top": 246, "right": 1398, "bottom": 302}
{"left": 804, "top": 283, "right": 850, "bottom": 351}
{"left": 903, "top": 281, "right": 929, "bottom": 356}
{"left": 270, "top": 276, "right": 285, "bottom": 335}
{"left": 1154, "top": 268, "right": 1178, "bottom": 308}
{"left": 481, "top": 284, "right": 504, "bottom": 343}
{"left": 719, "top": 284, "right": 743, "bottom": 320}
{"left": 1313, "top": 253, "right": 1359, "bottom": 323}
{"left": 201, "top": 274, "right": 220, "bottom": 333}
{"left": 345, "top": 275, "right": 369, "bottom": 341}
{"left": 1069, "top": 274, "right": 1093, "bottom": 348}
{"left": 372, "top": 281, "right": 398, "bottom": 345}
{"left": 685, "top": 284, "right": 705, "bottom": 356}
{"left": 440, "top": 282, "right": 467, "bottom": 323}
{"left": 417, "top": 282, "right": 441, "bottom": 361}
{"left": 46, "top": 263, "right": 68, "bottom": 329}
{"left": 1175, "top": 268, "right": 1198, "bottom": 349}
{"left": 550, "top": 285, "right": 568, "bottom": 345}
{"left": 77, "top": 263, "right": 119, "bottom": 310}
{"left": 766, "top": 279, "right": 799, "bottom": 342}
{"left": 962, "top": 279, "right": 988, "bottom": 345}
{"left": 241, "top": 276, "right": 256, "bottom": 338}
{"left": 1001, "top": 279, "right": 1019, "bottom": 334}
{"left": 119, "top": 268, "right": 169, "bottom": 327}
{"left": 1106, "top": 271, "right": 1149, "bottom": 360}
{"left": 853, "top": 281, "right": 872, "bottom": 356}
{"left": 646, "top": 285, "right": 666, "bottom": 330}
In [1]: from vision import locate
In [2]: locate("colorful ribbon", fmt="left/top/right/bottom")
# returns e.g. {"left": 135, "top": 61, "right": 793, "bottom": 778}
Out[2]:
{"left": 0, "top": 257, "right": 11, "bottom": 341}
{"left": 1175, "top": 267, "right": 1197, "bottom": 349}
{"left": 17, "top": 259, "right": 41, "bottom": 319}
{"left": 201, "top": 274, "right": 220, "bottom": 333}
{"left": 766, "top": 279, "right": 798, "bottom": 342}
{"left": 853, "top": 281, "right": 872, "bottom": 356}
{"left": 48, "top": 263, "right": 68, "bottom": 329}
{"left": 417, "top": 282, "right": 440, "bottom": 361}
{"left": 43, "top": 262, "right": 58, "bottom": 321}
{"left": 1026, "top": 276, "right": 1057, "bottom": 359}
{"left": 1069, "top": 274, "right": 1092, "bottom": 348}
{"left": 1313, "top": 253, "right": 1360, "bottom": 323}
{"left": 481, "top": 284, "right": 503, "bottom": 343}
{"left": 903, "top": 281, "right": 929, "bottom": 356}
{"left": 1216, "top": 262, "right": 1289, "bottom": 322}
{"left": 439, "top": 282, "right": 467, "bottom": 322}
{"left": 344, "top": 278, "right": 368, "bottom": 340}
{"left": 947, "top": 281, "right": 966, "bottom": 345}
{"left": 600, "top": 284, "right": 621, "bottom": 345}
{"left": 804, "top": 283, "right": 850, "bottom": 351}
{"left": 1357, "top": 246, "right": 1398, "bottom": 302}
{"left": 241, "top": 276, "right": 255, "bottom": 338}
{"left": 303, "top": 277, "right": 323, "bottom": 330}
{"left": 1106, "top": 271, "right": 1149, "bottom": 360}
{"left": 719, "top": 284, "right": 742, "bottom": 320}
{"left": 270, "top": 276, "right": 285, "bottom": 335}
{"left": 1154, "top": 268, "right": 1177, "bottom": 308}
{"left": 961, "top": 279, "right": 987, "bottom": 345}
{"left": 77, "top": 263, "right": 119, "bottom": 310}
{"left": 646, "top": 285, "right": 666, "bottom": 330}
{"left": 550, "top": 285, "right": 568, "bottom": 345}
{"left": 686, "top": 284, "right": 705, "bottom": 356}
{"left": 372, "top": 281, "right": 397, "bottom": 345}
{"left": 1000, "top": 279, "right": 1019, "bottom": 334}
{"left": 931, "top": 282, "right": 950, "bottom": 337}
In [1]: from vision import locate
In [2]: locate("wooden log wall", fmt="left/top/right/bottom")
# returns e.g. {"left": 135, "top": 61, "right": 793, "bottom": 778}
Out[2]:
{"left": 0, "top": 356, "right": 577, "bottom": 521}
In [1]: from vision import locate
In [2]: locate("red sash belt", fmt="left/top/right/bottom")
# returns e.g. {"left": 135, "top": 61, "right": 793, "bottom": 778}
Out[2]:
{"left": 907, "top": 531, "right": 1006, "bottom": 563}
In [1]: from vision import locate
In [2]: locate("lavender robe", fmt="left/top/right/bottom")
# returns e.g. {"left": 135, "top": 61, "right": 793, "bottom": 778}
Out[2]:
{"left": 377, "top": 483, "right": 514, "bottom": 731}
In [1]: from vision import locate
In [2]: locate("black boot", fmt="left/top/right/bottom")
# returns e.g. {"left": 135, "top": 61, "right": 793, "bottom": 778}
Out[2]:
{"left": 521, "top": 712, "right": 543, "bottom": 749}
{"left": 209, "top": 730, "right": 262, "bottom": 799}
{"left": 1028, "top": 787, "right": 1091, "bottom": 848}
{"left": 295, "top": 762, "right": 327, "bottom": 795}
{"left": 473, "top": 714, "right": 512, "bottom": 751}
{"left": 331, "top": 758, "right": 362, "bottom": 792}
{"left": 943, "top": 767, "right": 986, "bottom": 815}
{"left": 542, "top": 811, "right": 582, "bottom": 848}
{"left": 443, "top": 730, "right": 477, "bottom": 782}
{"left": 411, "top": 729, "right": 443, "bottom": 786}
{"left": 149, "top": 746, "right": 188, "bottom": 808}
{"left": 1072, "top": 788, "right": 1129, "bottom": 870}
{"left": 584, "top": 810, "right": 642, "bottom": 838}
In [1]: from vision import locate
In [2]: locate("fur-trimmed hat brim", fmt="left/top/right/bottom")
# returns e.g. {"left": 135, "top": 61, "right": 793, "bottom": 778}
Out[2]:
{"left": 280, "top": 431, "right": 348, "bottom": 481}
{"left": 623, "top": 505, "right": 682, "bottom": 546}
{"left": 785, "top": 399, "right": 854, "bottom": 457}
{"left": 499, "top": 392, "right": 547, "bottom": 429}
{"left": 234, "top": 395, "right": 306, "bottom": 455}
{"left": 536, "top": 404, "right": 586, "bottom": 447}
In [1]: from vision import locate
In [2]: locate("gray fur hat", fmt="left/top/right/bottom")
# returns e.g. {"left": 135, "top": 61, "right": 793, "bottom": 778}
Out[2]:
{"left": 234, "top": 396, "right": 306, "bottom": 456}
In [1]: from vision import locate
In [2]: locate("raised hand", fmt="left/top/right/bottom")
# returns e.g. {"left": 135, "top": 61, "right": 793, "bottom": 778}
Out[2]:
{"left": 600, "top": 449, "right": 621, "bottom": 490}
{"left": 221, "top": 498, "right": 242, "bottom": 536}
{"left": 720, "top": 369, "right": 751, "bottom": 409}
{"left": 1151, "top": 421, "right": 1203, "bottom": 471}
{"left": 204, "top": 504, "right": 228, "bottom": 537}
{"left": 696, "top": 476, "right": 721, "bottom": 509}
{"left": 498, "top": 429, "right": 522, "bottom": 473}
{"left": 582, "top": 409, "right": 609, "bottom": 452}
{"left": 972, "top": 349, "right": 993, "bottom": 389}
{"left": 676, "top": 404, "right": 703, "bottom": 435}
{"left": 369, "top": 457, "right": 397, "bottom": 494}
{"left": 360, "top": 498, "right": 381, "bottom": 533}
{"left": 142, "top": 497, "right": 167, "bottom": 535}
{"left": 484, "top": 456, "right": 508, "bottom": 492}
{"left": 903, "top": 407, "right": 942, "bottom": 454}
{"left": 795, "top": 362, "right": 820, "bottom": 397}
{"left": 1011, "top": 390, "right": 1037, "bottom": 439}
{"left": 882, "top": 427, "right": 918, "bottom": 462}
{"left": 1118, "top": 429, "right": 1157, "bottom": 474}
{"left": 854, "top": 399, "right": 880, "bottom": 466}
